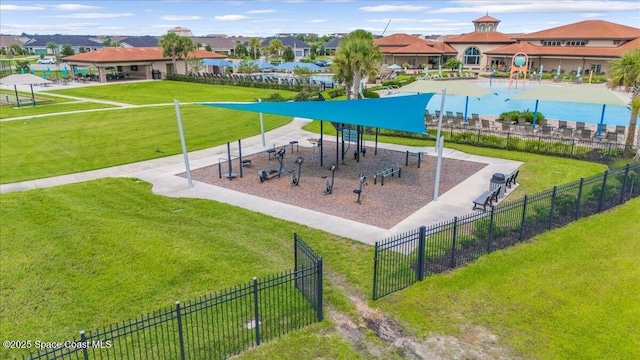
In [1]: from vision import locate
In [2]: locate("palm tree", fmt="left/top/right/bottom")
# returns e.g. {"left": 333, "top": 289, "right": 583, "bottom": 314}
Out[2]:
{"left": 607, "top": 49, "right": 640, "bottom": 156}
{"left": 159, "top": 33, "right": 181, "bottom": 74}
{"left": 46, "top": 41, "right": 59, "bottom": 56}
{"left": 268, "top": 39, "right": 283, "bottom": 63}
{"left": 331, "top": 29, "right": 382, "bottom": 99}
{"left": 249, "top": 38, "right": 261, "bottom": 60}
{"left": 178, "top": 36, "right": 196, "bottom": 74}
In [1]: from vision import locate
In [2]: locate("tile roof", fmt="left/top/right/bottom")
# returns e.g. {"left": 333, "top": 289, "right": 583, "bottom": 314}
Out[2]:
{"left": 374, "top": 33, "right": 426, "bottom": 47}
{"left": 194, "top": 37, "right": 237, "bottom": 49}
{"left": 119, "top": 36, "right": 159, "bottom": 47}
{"left": 25, "top": 34, "right": 103, "bottom": 47}
{"left": 62, "top": 47, "right": 225, "bottom": 63}
{"left": 0, "top": 35, "right": 25, "bottom": 48}
{"left": 446, "top": 31, "right": 515, "bottom": 43}
{"left": 515, "top": 20, "right": 640, "bottom": 40}
{"left": 261, "top": 36, "right": 311, "bottom": 48}
{"left": 473, "top": 15, "right": 500, "bottom": 23}
{"left": 389, "top": 42, "right": 444, "bottom": 55}
{"left": 485, "top": 39, "right": 640, "bottom": 58}
{"left": 322, "top": 38, "right": 341, "bottom": 49}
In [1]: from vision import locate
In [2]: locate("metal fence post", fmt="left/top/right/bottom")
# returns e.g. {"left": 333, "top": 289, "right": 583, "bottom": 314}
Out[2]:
{"left": 487, "top": 206, "right": 495, "bottom": 253}
{"left": 252, "top": 278, "right": 261, "bottom": 345}
{"left": 570, "top": 140, "right": 575, "bottom": 156}
{"left": 294, "top": 233, "right": 298, "bottom": 272}
{"left": 506, "top": 133, "right": 510, "bottom": 149}
{"left": 417, "top": 226, "right": 426, "bottom": 281}
{"left": 619, "top": 164, "right": 630, "bottom": 205}
{"left": 575, "top": 178, "right": 584, "bottom": 219}
{"left": 598, "top": 170, "right": 609, "bottom": 212}
{"left": 316, "top": 258, "right": 323, "bottom": 321}
{"left": 548, "top": 186, "right": 557, "bottom": 230}
{"left": 519, "top": 195, "right": 528, "bottom": 241}
{"left": 450, "top": 217, "right": 458, "bottom": 269}
{"left": 175, "top": 301, "right": 186, "bottom": 360}
{"left": 79, "top": 331, "right": 89, "bottom": 360}
{"left": 372, "top": 242, "right": 379, "bottom": 300}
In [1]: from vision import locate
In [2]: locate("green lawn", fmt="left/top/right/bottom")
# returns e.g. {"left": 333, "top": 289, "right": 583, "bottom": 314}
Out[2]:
{"left": 303, "top": 120, "right": 608, "bottom": 196}
{"left": 375, "top": 197, "right": 640, "bottom": 359}
{"left": 0, "top": 178, "right": 373, "bottom": 359}
{"left": 1, "top": 89, "right": 116, "bottom": 119}
{"left": 47, "top": 81, "right": 298, "bottom": 105}
{"left": 0, "top": 105, "right": 291, "bottom": 183}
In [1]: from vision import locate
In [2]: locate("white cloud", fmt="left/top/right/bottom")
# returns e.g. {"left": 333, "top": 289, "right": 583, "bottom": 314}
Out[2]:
{"left": 430, "top": 1, "right": 640, "bottom": 14}
{"left": 48, "top": 12, "right": 134, "bottom": 19}
{"left": 160, "top": 15, "right": 203, "bottom": 21}
{"left": 0, "top": 4, "right": 45, "bottom": 11}
{"left": 249, "top": 18, "right": 294, "bottom": 23}
{"left": 50, "top": 4, "right": 105, "bottom": 11}
{"left": 309, "top": 19, "right": 328, "bottom": 23}
{"left": 580, "top": 13, "right": 606, "bottom": 18}
{"left": 246, "top": 9, "right": 276, "bottom": 14}
{"left": 367, "top": 18, "right": 450, "bottom": 24}
{"left": 359, "top": 5, "right": 430, "bottom": 12}
{"left": 215, "top": 14, "right": 251, "bottom": 21}
{"left": 0, "top": 22, "right": 98, "bottom": 33}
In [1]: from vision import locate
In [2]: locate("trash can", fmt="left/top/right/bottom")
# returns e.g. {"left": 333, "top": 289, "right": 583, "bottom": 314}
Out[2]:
{"left": 490, "top": 173, "right": 506, "bottom": 199}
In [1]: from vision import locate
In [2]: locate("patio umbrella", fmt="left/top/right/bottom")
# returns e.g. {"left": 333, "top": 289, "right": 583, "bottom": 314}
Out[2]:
{"left": 396, "top": 80, "right": 496, "bottom": 122}
{"left": 388, "top": 64, "right": 402, "bottom": 70}
{"left": 508, "top": 85, "right": 629, "bottom": 137}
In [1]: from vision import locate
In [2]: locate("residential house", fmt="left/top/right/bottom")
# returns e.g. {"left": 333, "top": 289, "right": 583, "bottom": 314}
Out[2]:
{"left": 22, "top": 34, "right": 103, "bottom": 55}
{"left": 194, "top": 37, "right": 237, "bottom": 56}
{"left": 262, "top": 36, "right": 311, "bottom": 60}
{"left": 374, "top": 33, "right": 457, "bottom": 69}
{"left": 119, "top": 36, "right": 160, "bottom": 48}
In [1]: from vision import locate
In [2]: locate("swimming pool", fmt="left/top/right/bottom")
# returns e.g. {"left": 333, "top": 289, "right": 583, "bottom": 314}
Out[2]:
{"left": 421, "top": 80, "right": 631, "bottom": 126}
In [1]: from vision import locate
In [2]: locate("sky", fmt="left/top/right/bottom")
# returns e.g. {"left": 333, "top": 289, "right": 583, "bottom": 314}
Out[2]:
{"left": 1, "top": 0, "right": 639, "bottom": 37}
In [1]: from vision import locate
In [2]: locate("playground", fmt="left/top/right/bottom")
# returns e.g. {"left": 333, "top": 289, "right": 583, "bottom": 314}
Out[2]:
{"left": 185, "top": 140, "right": 487, "bottom": 229}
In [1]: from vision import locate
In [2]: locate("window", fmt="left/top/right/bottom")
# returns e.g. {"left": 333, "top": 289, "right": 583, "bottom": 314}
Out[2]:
{"left": 542, "top": 40, "right": 561, "bottom": 46}
{"left": 487, "top": 24, "right": 493, "bottom": 32}
{"left": 479, "top": 24, "right": 485, "bottom": 32}
{"left": 566, "top": 40, "right": 586, "bottom": 46}
{"left": 590, "top": 64, "right": 602, "bottom": 74}
{"left": 130, "top": 65, "right": 138, "bottom": 71}
{"left": 463, "top": 46, "right": 480, "bottom": 65}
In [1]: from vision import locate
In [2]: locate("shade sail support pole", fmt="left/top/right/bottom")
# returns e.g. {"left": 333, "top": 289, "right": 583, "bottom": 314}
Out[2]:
{"left": 320, "top": 121, "right": 324, "bottom": 166}
{"left": 174, "top": 99, "right": 193, "bottom": 188}
{"left": 259, "top": 99, "right": 266, "bottom": 147}
{"left": 463, "top": 96, "right": 469, "bottom": 123}
{"left": 532, "top": 99, "right": 539, "bottom": 127}
{"left": 598, "top": 104, "right": 606, "bottom": 138}
{"left": 434, "top": 88, "right": 447, "bottom": 201}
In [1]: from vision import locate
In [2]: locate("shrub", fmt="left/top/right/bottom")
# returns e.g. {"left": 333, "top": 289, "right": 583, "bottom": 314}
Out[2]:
{"left": 292, "top": 90, "right": 317, "bottom": 101}
{"left": 554, "top": 193, "right": 576, "bottom": 216}
{"left": 263, "top": 92, "right": 287, "bottom": 102}
{"left": 499, "top": 110, "right": 545, "bottom": 123}
{"left": 362, "top": 88, "right": 380, "bottom": 98}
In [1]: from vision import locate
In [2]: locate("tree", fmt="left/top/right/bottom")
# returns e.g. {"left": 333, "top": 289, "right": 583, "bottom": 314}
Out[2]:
{"left": 61, "top": 45, "right": 75, "bottom": 56}
{"left": 607, "top": 49, "right": 640, "bottom": 156}
{"left": 204, "top": 44, "right": 212, "bottom": 52}
{"left": 102, "top": 38, "right": 112, "bottom": 47}
{"left": 283, "top": 47, "right": 295, "bottom": 62}
{"left": 248, "top": 38, "right": 261, "bottom": 60}
{"left": 187, "top": 58, "right": 204, "bottom": 74}
{"left": 237, "top": 60, "right": 260, "bottom": 74}
{"left": 159, "top": 32, "right": 181, "bottom": 74}
{"left": 331, "top": 29, "right": 382, "bottom": 99}
{"left": 15, "top": 60, "right": 31, "bottom": 73}
{"left": 9, "top": 43, "right": 23, "bottom": 56}
{"left": 46, "top": 41, "right": 59, "bottom": 56}
{"left": 234, "top": 41, "right": 248, "bottom": 58}
{"left": 310, "top": 45, "right": 317, "bottom": 60}
{"left": 178, "top": 36, "right": 196, "bottom": 74}
{"left": 444, "top": 58, "right": 462, "bottom": 71}
{"left": 293, "top": 66, "right": 313, "bottom": 85}
{"left": 79, "top": 47, "right": 87, "bottom": 53}
{"left": 267, "top": 39, "right": 283, "bottom": 62}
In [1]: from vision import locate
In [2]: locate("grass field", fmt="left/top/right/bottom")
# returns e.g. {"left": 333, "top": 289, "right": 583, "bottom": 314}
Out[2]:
{"left": 0, "top": 105, "right": 291, "bottom": 183}
{"left": 375, "top": 197, "right": 640, "bottom": 359}
{"left": 47, "top": 81, "right": 298, "bottom": 105}
{"left": 0, "top": 178, "right": 373, "bottom": 359}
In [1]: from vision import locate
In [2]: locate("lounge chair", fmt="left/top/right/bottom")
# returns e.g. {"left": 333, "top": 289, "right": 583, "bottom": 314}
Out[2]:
{"left": 472, "top": 113, "right": 480, "bottom": 121}
{"left": 456, "top": 112, "right": 464, "bottom": 120}
{"left": 501, "top": 122, "right": 512, "bottom": 132}
{"left": 503, "top": 115, "right": 512, "bottom": 124}
{"left": 517, "top": 117, "right": 527, "bottom": 126}
{"left": 580, "top": 128, "right": 592, "bottom": 140}
{"left": 524, "top": 124, "right": 535, "bottom": 134}
{"left": 542, "top": 125, "right": 553, "bottom": 136}
{"left": 615, "top": 125, "right": 626, "bottom": 135}
{"left": 467, "top": 118, "right": 477, "bottom": 128}
{"left": 453, "top": 118, "right": 463, "bottom": 128}
{"left": 605, "top": 132, "right": 618, "bottom": 142}
{"left": 558, "top": 120, "right": 568, "bottom": 129}
{"left": 561, "top": 127, "right": 573, "bottom": 138}
{"left": 597, "top": 123, "right": 608, "bottom": 135}
{"left": 446, "top": 111, "right": 454, "bottom": 118}
{"left": 481, "top": 119, "right": 494, "bottom": 131}
{"left": 537, "top": 119, "right": 548, "bottom": 127}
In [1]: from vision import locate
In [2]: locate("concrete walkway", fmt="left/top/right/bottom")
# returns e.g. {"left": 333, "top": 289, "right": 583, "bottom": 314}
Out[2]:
{"left": 1, "top": 117, "right": 521, "bottom": 245}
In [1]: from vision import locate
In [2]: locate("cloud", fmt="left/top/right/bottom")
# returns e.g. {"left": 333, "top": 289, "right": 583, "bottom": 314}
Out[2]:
{"left": 160, "top": 15, "right": 203, "bottom": 21}
{"left": 0, "top": 4, "right": 45, "bottom": 11}
{"left": 48, "top": 12, "right": 134, "bottom": 19}
{"left": 359, "top": 5, "right": 430, "bottom": 12}
{"left": 580, "top": 13, "right": 606, "bottom": 18}
{"left": 430, "top": 1, "right": 640, "bottom": 14}
{"left": 249, "top": 18, "right": 294, "bottom": 23}
{"left": 214, "top": 14, "right": 251, "bottom": 21}
{"left": 367, "top": 18, "right": 450, "bottom": 24}
{"left": 309, "top": 19, "right": 328, "bottom": 23}
{"left": 50, "top": 4, "right": 105, "bottom": 10}
{"left": 246, "top": 9, "right": 276, "bottom": 14}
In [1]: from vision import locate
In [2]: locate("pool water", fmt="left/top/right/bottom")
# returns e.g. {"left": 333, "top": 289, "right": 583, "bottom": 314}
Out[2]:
{"left": 422, "top": 80, "right": 631, "bottom": 126}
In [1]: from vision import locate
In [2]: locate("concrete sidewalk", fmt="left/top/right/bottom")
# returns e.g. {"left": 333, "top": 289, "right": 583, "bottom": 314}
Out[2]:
{"left": 1, "top": 117, "right": 522, "bottom": 245}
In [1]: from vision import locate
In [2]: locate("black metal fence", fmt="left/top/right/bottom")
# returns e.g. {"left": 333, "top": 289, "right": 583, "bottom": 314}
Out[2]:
{"left": 373, "top": 162, "right": 640, "bottom": 300}
{"left": 376, "top": 126, "right": 634, "bottom": 162}
{"left": 166, "top": 73, "right": 326, "bottom": 93}
{"left": 23, "top": 235, "right": 323, "bottom": 360}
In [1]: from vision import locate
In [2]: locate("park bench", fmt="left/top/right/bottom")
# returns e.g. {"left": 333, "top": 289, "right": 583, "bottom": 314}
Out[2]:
{"left": 505, "top": 169, "right": 519, "bottom": 189}
{"left": 373, "top": 165, "right": 401, "bottom": 186}
{"left": 472, "top": 186, "right": 502, "bottom": 212}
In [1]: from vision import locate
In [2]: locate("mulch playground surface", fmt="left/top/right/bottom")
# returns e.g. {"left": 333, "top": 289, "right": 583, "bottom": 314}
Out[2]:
{"left": 186, "top": 141, "right": 487, "bottom": 229}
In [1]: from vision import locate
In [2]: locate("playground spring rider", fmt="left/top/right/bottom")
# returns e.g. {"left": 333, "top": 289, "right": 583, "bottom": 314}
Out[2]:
{"left": 322, "top": 164, "right": 337, "bottom": 194}
{"left": 289, "top": 156, "right": 304, "bottom": 186}
{"left": 258, "top": 147, "right": 286, "bottom": 183}
{"left": 353, "top": 174, "right": 368, "bottom": 204}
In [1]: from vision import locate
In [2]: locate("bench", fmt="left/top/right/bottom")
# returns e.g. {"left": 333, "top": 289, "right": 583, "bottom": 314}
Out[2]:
{"left": 241, "top": 159, "right": 252, "bottom": 167}
{"left": 505, "top": 170, "right": 519, "bottom": 189}
{"left": 405, "top": 151, "right": 426, "bottom": 168}
{"left": 373, "top": 165, "right": 401, "bottom": 186}
{"left": 472, "top": 186, "right": 502, "bottom": 212}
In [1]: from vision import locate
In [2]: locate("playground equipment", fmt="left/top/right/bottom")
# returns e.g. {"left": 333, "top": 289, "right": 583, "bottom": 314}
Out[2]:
{"left": 322, "top": 164, "right": 337, "bottom": 194}
{"left": 218, "top": 140, "right": 246, "bottom": 180}
{"left": 373, "top": 163, "right": 401, "bottom": 185}
{"left": 289, "top": 156, "right": 304, "bottom": 186}
{"left": 508, "top": 52, "right": 529, "bottom": 91}
{"left": 353, "top": 174, "right": 368, "bottom": 204}
{"left": 258, "top": 147, "right": 286, "bottom": 183}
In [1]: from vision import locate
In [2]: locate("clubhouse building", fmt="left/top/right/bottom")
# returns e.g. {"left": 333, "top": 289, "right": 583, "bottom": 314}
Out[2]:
{"left": 375, "top": 15, "right": 640, "bottom": 75}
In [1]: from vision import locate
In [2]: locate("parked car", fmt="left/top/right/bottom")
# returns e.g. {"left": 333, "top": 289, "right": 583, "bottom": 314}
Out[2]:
{"left": 37, "top": 58, "right": 55, "bottom": 64}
